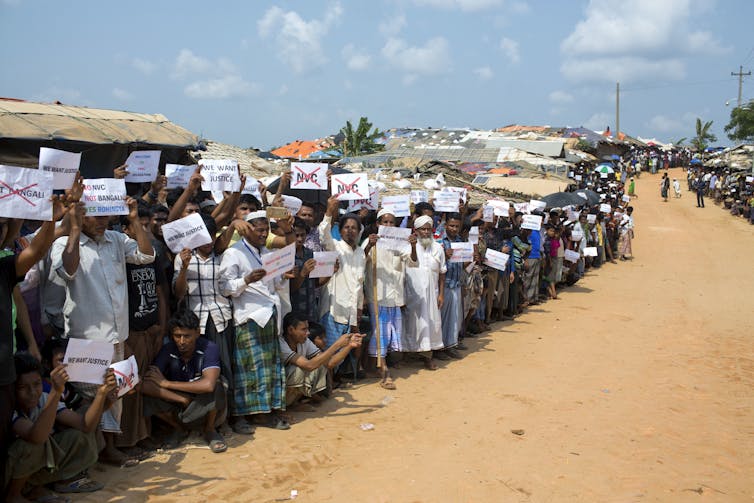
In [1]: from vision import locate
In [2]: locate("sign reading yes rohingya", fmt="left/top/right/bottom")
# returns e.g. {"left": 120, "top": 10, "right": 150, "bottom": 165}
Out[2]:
{"left": 290, "top": 162, "right": 327, "bottom": 190}
{"left": 200, "top": 159, "right": 241, "bottom": 192}
{"left": 161, "top": 213, "right": 213, "bottom": 253}
{"left": 0, "top": 165, "right": 54, "bottom": 221}
{"left": 82, "top": 178, "right": 128, "bottom": 216}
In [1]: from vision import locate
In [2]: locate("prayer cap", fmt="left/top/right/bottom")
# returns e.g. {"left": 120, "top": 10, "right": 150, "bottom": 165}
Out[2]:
{"left": 413, "top": 215, "right": 433, "bottom": 229}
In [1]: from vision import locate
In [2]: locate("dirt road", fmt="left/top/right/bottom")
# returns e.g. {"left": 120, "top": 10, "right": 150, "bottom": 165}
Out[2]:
{"left": 84, "top": 173, "right": 754, "bottom": 502}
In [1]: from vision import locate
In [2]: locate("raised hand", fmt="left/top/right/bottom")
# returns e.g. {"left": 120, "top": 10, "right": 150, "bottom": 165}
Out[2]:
{"left": 113, "top": 163, "right": 129, "bottom": 179}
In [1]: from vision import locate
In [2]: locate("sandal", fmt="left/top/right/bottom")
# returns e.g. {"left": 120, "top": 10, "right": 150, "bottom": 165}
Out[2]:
{"left": 204, "top": 430, "right": 227, "bottom": 454}
{"left": 380, "top": 378, "right": 396, "bottom": 390}
{"left": 53, "top": 476, "right": 104, "bottom": 494}
{"left": 423, "top": 358, "right": 438, "bottom": 371}
{"left": 231, "top": 418, "right": 256, "bottom": 435}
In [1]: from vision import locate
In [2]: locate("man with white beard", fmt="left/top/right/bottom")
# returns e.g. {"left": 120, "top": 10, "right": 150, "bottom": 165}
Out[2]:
{"left": 401, "top": 215, "right": 446, "bottom": 371}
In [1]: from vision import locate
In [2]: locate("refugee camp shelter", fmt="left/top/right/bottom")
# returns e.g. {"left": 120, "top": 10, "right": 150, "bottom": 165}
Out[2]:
{"left": 0, "top": 98, "right": 201, "bottom": 178}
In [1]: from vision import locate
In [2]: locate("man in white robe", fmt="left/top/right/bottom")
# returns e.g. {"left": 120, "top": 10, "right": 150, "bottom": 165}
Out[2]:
{"left": 401, "top": 215, "right": 446, "bottom": 370}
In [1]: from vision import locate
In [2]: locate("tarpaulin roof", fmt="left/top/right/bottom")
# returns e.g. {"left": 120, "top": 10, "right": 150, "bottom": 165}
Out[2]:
{"left": 0, "top": 99, "right": 199, "bottom": 147}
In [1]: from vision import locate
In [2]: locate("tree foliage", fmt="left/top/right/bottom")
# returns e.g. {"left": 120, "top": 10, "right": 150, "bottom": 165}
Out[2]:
{"left": 339, "top": 117, "right": 384, "bottom": 157}
{"left": 690, "top": 118, "right": 717, "bottom": 152}
{"left": 724, "top": 100, "right": 754, "bottom": 142}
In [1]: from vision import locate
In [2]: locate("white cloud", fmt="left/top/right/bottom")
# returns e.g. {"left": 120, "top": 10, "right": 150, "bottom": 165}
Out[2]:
{"left": 379, "top": 13, "right": 406, "bottom": 37}
{"left": 583, "top": 112, "right": 612, "bottom": 132}
{"left": 258, "top": 3, "right": 343, "bottom": 74}
{"left": 342, "top": 44, "right": 371, "bottom": 71}
{"left": 184, "top": 75, "right": 257, "bottom": 99}
{"left": 561, "top": 0, "right": 728, "bottom": 83}
{"left": 131, "top": 57, "right": 156, "bottom": 75}
{"left": 474, "top": 66, "right": 493, "bottom": 80}
{"left": 382, "top": 36, "right": 452, "bottom": 80}
{"left": 647, "top": 112, "right": 696, "bottom": 133}
{"left": 171, "top": 49, "right": 256, "bottom": 100}
{"left": 499, "top": 37, "right": 520, "bottom": 63}
{"left": 413, "top": 0, "right": 503, "bottom": 11}
{"left": 112, "top": 88, "right": 133, "bottom": 101}
{"left": 549, "top": 90, "right": 574, "bottom": 104}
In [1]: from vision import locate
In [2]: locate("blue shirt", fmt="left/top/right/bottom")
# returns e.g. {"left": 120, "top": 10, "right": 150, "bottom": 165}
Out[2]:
{"left": 440, "top": 235, "right": 463, "bottom": 289}
{"left": 528, "top": 229, "right": 541, "bottom": 259}
{"left": 153, "top": 337, "right": 220, "bottom": 383}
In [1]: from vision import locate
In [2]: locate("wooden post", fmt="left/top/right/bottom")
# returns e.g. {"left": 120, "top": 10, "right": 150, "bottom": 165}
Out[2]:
{"left": 372, "top": 246, "right": 383, "bottom": 369}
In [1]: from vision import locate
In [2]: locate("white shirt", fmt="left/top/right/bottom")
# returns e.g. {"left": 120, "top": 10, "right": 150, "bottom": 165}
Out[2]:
{"left": 318, "top": 216, "right": 365, "bottom": 325}
{"left": 219, "top": 239, "right": 281, "bottom": 328}
{"left": 174, "top": 251, "right": 232, "bottom": 334}
{"left": 51, "top": 230, "right": 155, "bottom": 343}
{"left": 363, "top": 244, "right": 416, "bottom": 308}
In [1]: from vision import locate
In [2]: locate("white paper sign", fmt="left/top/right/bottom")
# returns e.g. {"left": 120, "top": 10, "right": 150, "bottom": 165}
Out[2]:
{"left": 0, "top": 165, "right": 53, "bottom": 221}
{"left": 599, "top": 203, "right": 612, "bottom": 213}
{"left": 377, "top": 225, "right": 412, "bottom": 252}
{"left": 564, "top": 249, "right": 580, "bottom": 263}
{"left": 410, "top": 190, "right": 428, "bottom": 204}
{"left": 571, "top": 227, "right": 584, "bottom": 241}
{"left": 124, "top": 150, "right": 161, "bottom": 183}
{"left": 583, "top": 247, "right": 598, "bottom": 257}
{"left": 521, "top": 214, "right": 542, "bottom": 231}
{"left": 109, "top": 355, "right": 139, "bottom": 398}
{"left": 281, "top": 195, "right": 302, "bottom": 216}
{"left": 483, "top": 205, "right": 494, "bottom": 222}
{"left": 200, "top": 159, "right": 241, "bottom": 192}
{"left": 63, "top": 338, "right": 113, "bottom": 384}
{"left": 432, "top": 191, "right": 460, "bottom": 212}
{"left": 621, "top": 194, "right": 631, "bottom": 202}
{"left": 309, "top": 250, "right": 339, "bottom": 279}
{"left": 381, "top": 195, "right": 411, "bottom": 217}
{"left": 529, "top": 199, "right": 547, "bottom": 212}
{"left": 587, "top": 214, "right": 596, "bottom": 224}
{"left": 450, "top": 241, "right": 473, "bottom": 263}
{"left": 575, "top": 174, "right": 583, "bottom": 181}
{"left": 347, "top": 184, "right": 379, "bottom": 211}
{"left": 262, "top": 243, "right": 296, "bottom": 279}
{"left": 241, "top": 176, "right": 262, "bottom": 200}
{"left": 484, "top": 249, "right": 509, "bottom": 271}
{"left": 513, "top": 202, "right": 529, "bottom": 213}
{"left": 468, "top": 226, "right": 479, "bottom": 245}
{"left": 332, "top": 173, "right": 369, "bottom": 201}
{"left": 443, "top": 186, "right": 467, "bottom": 203}
{"left": 290, "top": 162, "right": 327, "bottom": 190}
{"left": 38, "top": 147, "right": 81, "bottom": 190}
{"left": 746, "top": 176, "right": 753, "bottom": 183}
{"left": 161, "top": 213, "right": 213, "bottom": 253}
{"left": 165, "top": 164, "right": 197, "bottom": 189}
{"left": 82, "top": 178, "right": 128, "bottom": 216}
{"left": 600, "top": 172, "right": 608, "bottom": 179}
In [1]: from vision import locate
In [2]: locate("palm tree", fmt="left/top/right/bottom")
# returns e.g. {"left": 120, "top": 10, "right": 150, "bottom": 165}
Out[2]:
{"left": 690, "top": 118, "right": 717, "bottom": 154}
{"left": 673, "top": 137, "right": 687, "bottom": 146}
{"left": 339, "top": 117, "right": 384, "bottom": 157}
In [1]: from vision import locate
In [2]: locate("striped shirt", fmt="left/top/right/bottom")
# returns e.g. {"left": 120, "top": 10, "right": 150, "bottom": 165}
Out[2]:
{"left": 174, "top": 251, "right": 232, "bottom": 334}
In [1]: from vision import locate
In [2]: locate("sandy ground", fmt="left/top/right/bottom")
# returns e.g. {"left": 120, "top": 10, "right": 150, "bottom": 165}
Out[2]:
{"left": 486, "top": 176, "right": 569, "bottom": 196}
{"left": 80, "top": 172, "right": 754, "bottom": 502}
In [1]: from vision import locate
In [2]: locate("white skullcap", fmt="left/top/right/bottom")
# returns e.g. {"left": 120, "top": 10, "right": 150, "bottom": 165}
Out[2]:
{"left": 377, "top": 208, "right": 395, "bottom": 219}
{"left": 413, "top": 215, "right": 433, "bottom": 229}
{"left": 245, "top": 210, "right": 268, "bottom": 222}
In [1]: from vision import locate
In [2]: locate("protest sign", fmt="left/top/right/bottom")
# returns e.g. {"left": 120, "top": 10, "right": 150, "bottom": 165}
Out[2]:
{"left": 38, "top": 147, "right": 81, "bottom": 190}
{"left": 564, "top": 249, "right": 580, "bottom": 263}
{"left": 622, "top": 194, "right": 631, "bottom": 202}
{"left": 82, "top": 178, "right": 128, "bottom": 216}
{"left": 381, "top": 194, "right": 411, "bottom": 217}
{"left": 242, "top": 176, "right": 262, "bottom": 200}
{"left": 566, "top": 209, "right": 579, "bottom": 222}
{"left": 200, "top": 159, "right": 241, "bottom": 192}
{"left": 110, "top": 355, "right": 139, "bottom": 398}
{"left": 449, "top": 241, "right": 473, "bottom": 263}
{"left": 587, "top": 214, "right": 597, "bottom": 224}
{"left": 0, "top": 165, "right": 53, "bottom": 221}
{"left": 432, "top": 191, "right": 460, "bottom": 212}
{"left": 599, "top": 203, "right": 612, "bottom": 213}
{"left": 410, "top": 190, "right": 428, "bottom": 204}
{"left": 571, "top": 227, "right": 584, "bottom": 241}
{"left": 529, "top": 199, "right": 547, "bottom": 212}
{"left": 443, "top": 186, "right": 467, "bottom": 203}
{"left": 484, "top": 249, "right": 509, "bottom": 271}
{"left": 124, "top": 150, "right": 161, "bottom": 183}
{"left": 600, "top": 172, "right": 608, "bottom": 179}
{"left": 468, "top": 226, "right": 479, "bottom": 245}
{"left": 488, "top": 199, "right": 510, "bottom": 215}
{"left": 583, "top": 247, "right": 598, "bottom": 257}
{"left": 513, "top": 202, "right": 530, "bottom": 213}
{"left": 331, "top": 173, "right": 369, "bottom": 201}
{"left": 165, "top": 164, "right": 197, "bottom": 189}
{"left": 309, "top": 251, "right": 339, "bottom": 278}
{"left": 262, "top": 243, "right": 296, "bottom": 279}
{"left": 290, "top": 162, "right": 327, "bottom": 190}
{"left": 161, "top": 213, "right": 213, "bottom": 253}
{"left": 520, "top": 214, "right": 542, "bottom": 231}
{"left": 378, "top": 225, "right": 412, "bottom": 252}
{"left": 483, "top": 205, "right": 494, "bottom": 222}
{"left": 568, "top": 171, "right": 574, "bottom": 178}
{"left": 746, "top": 176, "right": 753, "bottom": 183}
{"left": 347, "top": 184, "right": 379, "bottom": 211}
{"left": 575, "top": 174, "right": 583, "bottom": 181}
{"left": 63, "top": 338, "right": 113, "bottom": 384}
{"left": 281, "top": 195, "right": 302, "bottom": 216}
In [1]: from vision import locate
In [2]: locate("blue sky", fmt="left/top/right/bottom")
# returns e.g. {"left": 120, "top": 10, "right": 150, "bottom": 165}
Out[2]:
{"left": 1, "top": 0, "right": 753, "bottom": 149}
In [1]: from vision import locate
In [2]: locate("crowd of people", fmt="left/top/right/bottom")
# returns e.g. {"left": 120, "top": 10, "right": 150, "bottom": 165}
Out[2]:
{"left": 1, "top": 161, "right": 639, "bottom": 502}
{"left": 685, "top": 165, "right": 754, "bottom": 223}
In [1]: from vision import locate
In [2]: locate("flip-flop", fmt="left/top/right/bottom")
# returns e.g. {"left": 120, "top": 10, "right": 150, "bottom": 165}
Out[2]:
{"left": 379, "top": 378, "right": 396, "bottom": 390}
{"left": 53, "top": 477, "right": 104, "bottom": 493}
{"left": 204, "top": 431, "right": 227, "bottom": 454}
{"left": 231, "top": 418, "right": 256, "bottom": 435}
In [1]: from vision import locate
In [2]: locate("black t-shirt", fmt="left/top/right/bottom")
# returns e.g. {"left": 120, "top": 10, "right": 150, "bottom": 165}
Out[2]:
{"left": 1, "top": 255, "right": 22, "bottom": 386}
{"left": 126, "top": 261, "right": 166, "bottom": 332}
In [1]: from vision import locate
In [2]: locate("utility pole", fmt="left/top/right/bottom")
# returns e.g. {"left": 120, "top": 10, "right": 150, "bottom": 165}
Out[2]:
{"left": 615, "top": 82, "right": 620, "bottom": 139}
{"left": 731, "top": 65, "right": 750, "bottom": 107}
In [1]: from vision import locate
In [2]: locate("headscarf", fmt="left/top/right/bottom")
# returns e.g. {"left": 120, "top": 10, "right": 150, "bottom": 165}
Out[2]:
{"left": 413, "top": 215, "right": 433, "bottom": 229}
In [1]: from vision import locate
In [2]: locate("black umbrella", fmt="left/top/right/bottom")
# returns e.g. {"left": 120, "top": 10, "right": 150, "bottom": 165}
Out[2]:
{"left": 265, "top": 165, "right": 351, "bottom": 204}
{"left": 573, "top": 189, "right": 600, "bottom": 205}
{"left": 541, "top": 191, "right": 583, "bottom": 208}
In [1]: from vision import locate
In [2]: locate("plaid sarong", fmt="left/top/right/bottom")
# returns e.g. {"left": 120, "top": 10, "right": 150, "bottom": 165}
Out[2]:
{"left": 231, "top": 314, "right": 285, "bottom": 416}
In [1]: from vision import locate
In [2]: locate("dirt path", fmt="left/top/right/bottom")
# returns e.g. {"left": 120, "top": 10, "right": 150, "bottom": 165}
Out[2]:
{"left": 82, "top": 172, "right": 754, "bottom": 502}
